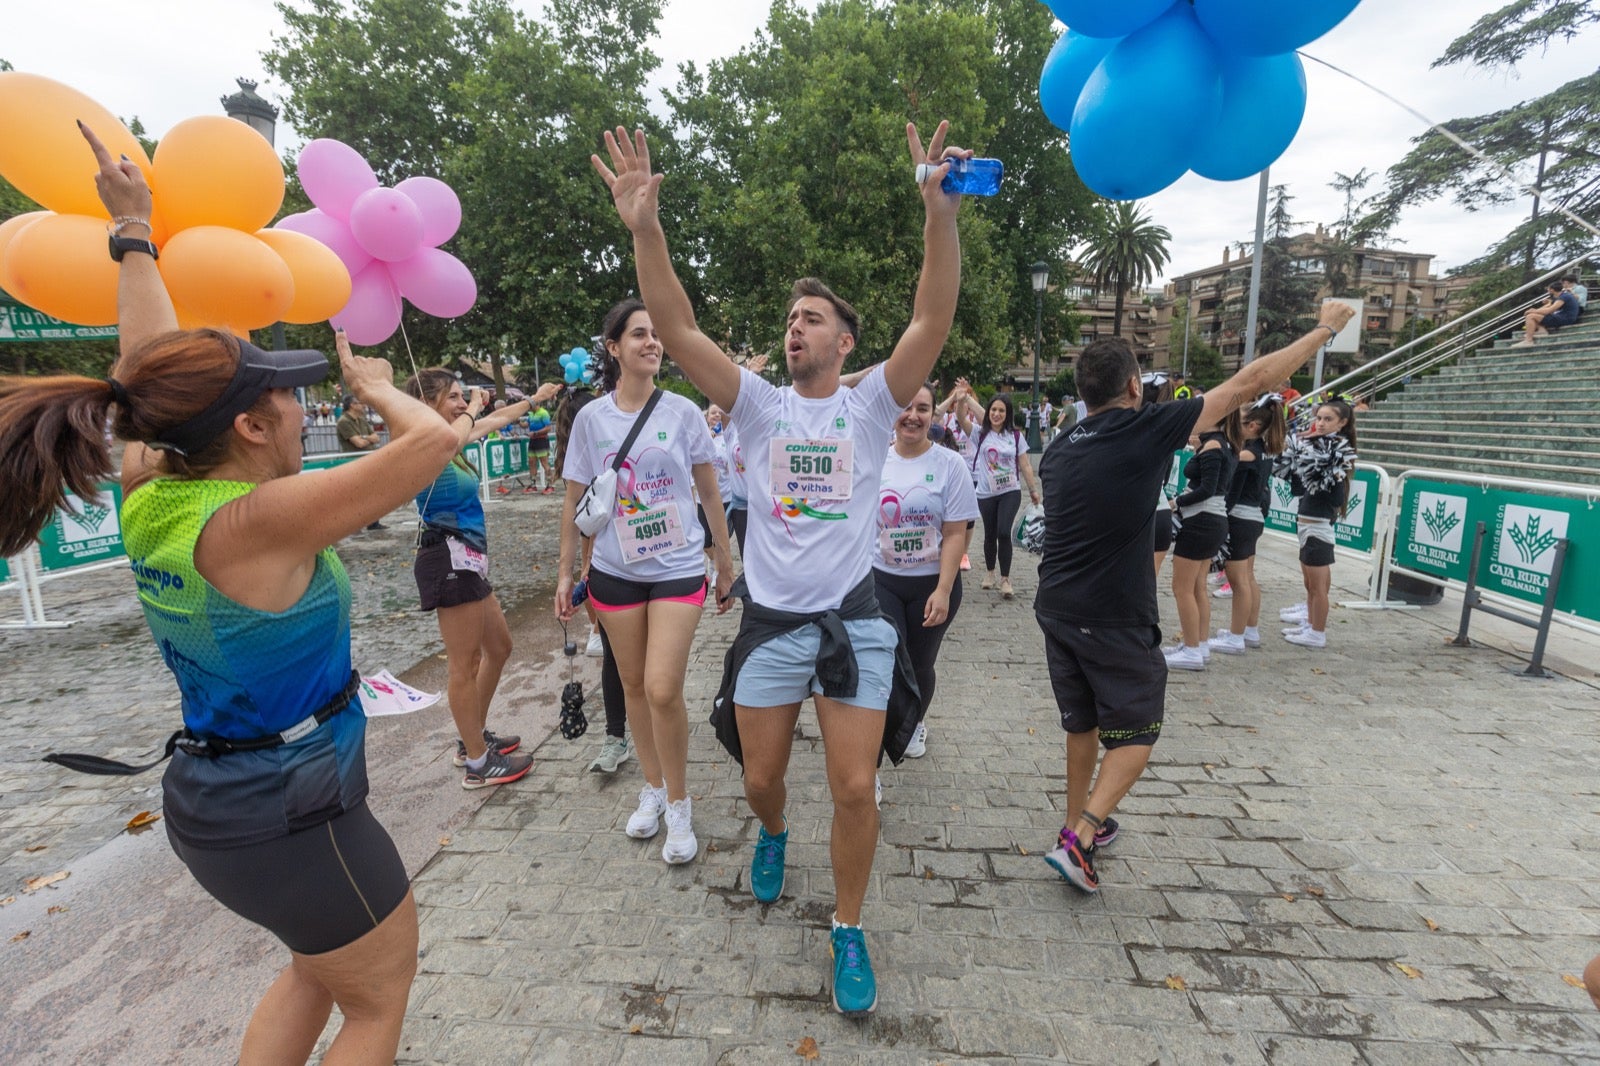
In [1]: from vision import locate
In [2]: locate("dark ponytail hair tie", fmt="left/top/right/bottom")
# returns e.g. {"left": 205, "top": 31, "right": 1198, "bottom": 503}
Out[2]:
{"left": 106, "top": 377, "right": 131, "bottom": 407}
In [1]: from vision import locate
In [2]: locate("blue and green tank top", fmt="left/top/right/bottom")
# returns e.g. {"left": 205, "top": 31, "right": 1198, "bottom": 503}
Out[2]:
{"left": 121, "top": 478, "right": 368, "bottom": 847}
{"left": 416, "top": 457, "right": 487, "bottom": 552}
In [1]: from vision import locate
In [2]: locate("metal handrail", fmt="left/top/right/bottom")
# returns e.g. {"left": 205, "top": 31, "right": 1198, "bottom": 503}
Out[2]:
{"left": 1293, "top": 253, "right": 1595, "bottom": 407}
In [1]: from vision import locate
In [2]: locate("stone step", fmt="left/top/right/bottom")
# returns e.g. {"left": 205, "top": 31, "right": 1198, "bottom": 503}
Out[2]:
{"left": 1459, "top": 351, "right": 1598, "bottom": 374}
{"left": 1380, "top": 387, "right": 1595, "bottom": 405}
{"left": 1371, "top": 397, "right": 1586, "bottom": 414}
{"left": 1428, "top": 369, "right": 1594, "bottom": 391}
{"left": 1360, "top": 411, "right": 1597, "bottom": 432}
{"left": 1360, "top": 434, "right": 1600, "bottom": 466}
{"left": 1355, "top": 423, "right": 1600, "bottom": 446}
{"left": 1361, "top": 447, "right": 1600, "bottom": 486}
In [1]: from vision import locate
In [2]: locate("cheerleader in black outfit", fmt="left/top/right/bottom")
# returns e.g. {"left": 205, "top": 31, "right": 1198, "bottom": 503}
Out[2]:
{"left": 1209, "top": 395, "right": 1285, "bottom": 654}
{"left": 1166, "top": 421, "right": 1237, "bottom": 671}
{"left": 1278, "top": 400, "right": 1357, "bottom": 648}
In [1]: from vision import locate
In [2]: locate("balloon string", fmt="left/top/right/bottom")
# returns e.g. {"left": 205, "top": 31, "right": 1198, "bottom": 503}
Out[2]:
{"left": 1298, "top": 50, "right": 1600, "bottom": 244}
{"left": 397, "top": 313, "right": 420, "bottom": 381}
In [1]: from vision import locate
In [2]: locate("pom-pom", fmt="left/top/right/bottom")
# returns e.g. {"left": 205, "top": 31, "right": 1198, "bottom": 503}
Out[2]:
{"left": 1275, "top": 435, "right": 1353, "bottom": 494}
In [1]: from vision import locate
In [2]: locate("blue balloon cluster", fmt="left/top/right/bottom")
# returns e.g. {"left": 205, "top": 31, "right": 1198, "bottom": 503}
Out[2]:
{"left": 1039, "top": 0, "right": 1360, "bottom": 200}
{"left": 557, "top": 345, "right": 594, "bottom": 385}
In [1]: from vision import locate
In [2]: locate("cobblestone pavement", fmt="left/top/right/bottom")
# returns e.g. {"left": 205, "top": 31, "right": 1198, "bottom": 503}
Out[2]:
{"left": 4, "top": 508, "right": 1600, "bottom": 1063}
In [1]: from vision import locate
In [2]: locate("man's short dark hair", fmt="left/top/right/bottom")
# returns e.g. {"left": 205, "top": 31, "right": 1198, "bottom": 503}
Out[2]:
{"left": 1562, "top": 275, "right": 1577, "bottom": 284}
{"left": 790, "top": 277, "right": 860, "bottom": 344}
{"left": 1077, "top": 338, "right": 1140, "bottom": 408}
{"left": 342, "top": 394, "right": 359, "bottom": 408}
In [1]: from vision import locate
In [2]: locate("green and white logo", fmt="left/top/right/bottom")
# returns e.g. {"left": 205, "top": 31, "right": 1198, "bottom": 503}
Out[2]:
{"left": 835, "top": 417, "right": 847, "bottom": 429}
{"left": 1414, "top": 491, "right": 1467, "bottom": 551}
{"left": 657, "top": 431, "right": 668, "bottom": 441}
{"left": 1498, "top": 505, "right": 1567, "bottom": 574}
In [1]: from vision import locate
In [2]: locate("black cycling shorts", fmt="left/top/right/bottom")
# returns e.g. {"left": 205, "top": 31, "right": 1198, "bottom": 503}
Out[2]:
{"left": 1227, "top": 517, "right": 1265, "bottom": 562}
{"left": 168, "top": 801, "right": 408, "bottom": 955}
{"left": 587, "top": 568, "right": 707, "bottom": 611}
{"left": 1174, "top": 511, "right": 1227, "bottom": 561}
{"left": 414, "top": 539, "right": 493, "bottom": 611}
{"left": 1300, "top": 536, "right": 1336, "bottom": 567}
{"left": 1153, "top": 509, "right": 1173, "bottom": 554}
{"left": 1037, "top": 614, "right": 1166, "bottom": 749}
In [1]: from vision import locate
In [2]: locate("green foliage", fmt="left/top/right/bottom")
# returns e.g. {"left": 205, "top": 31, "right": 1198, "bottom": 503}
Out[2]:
{"left": 1432, "top": 0, "right": 1600, "bottom": 70}
{"left": 1077, "top": 200, "right": 1171, "bottom": 337}
{"left": 1254, "top": 186, "right": 1318, "bottom": 351}
{"left": 656, "top": 374, "right": 706, "bottom": 408}
{"left": 1042, "top": 365, "right": 1076, "bottom": 402}
{"left": 1185, "top": 339, "right": 1225, "bottom": 391}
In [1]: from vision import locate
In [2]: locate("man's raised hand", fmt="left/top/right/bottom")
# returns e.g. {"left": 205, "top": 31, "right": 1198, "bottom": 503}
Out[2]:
{"left": 908, "top": 120, "right": 968, "bottom": 220}
{"left": 592, "top": 127, "right": 664, "bottom": 234}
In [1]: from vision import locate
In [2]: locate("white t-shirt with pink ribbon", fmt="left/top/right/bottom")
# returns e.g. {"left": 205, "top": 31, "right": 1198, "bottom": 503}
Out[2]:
{"left": 873, "top": 443, "right": 980, "bottom": 577}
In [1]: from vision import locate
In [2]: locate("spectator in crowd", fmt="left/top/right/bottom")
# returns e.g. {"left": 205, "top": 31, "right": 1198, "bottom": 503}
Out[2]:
{"left": 338, "top": 394, "right": 387, "bottom": 530}
{"left": 1515, "top": 281, "right": 1580, "bottom": 347}
{"left": 1562, "top": 275, "right": 1588, "bottom": 314}
{"left": 1172, "top": 372, "right": 1192, "bottom": 400}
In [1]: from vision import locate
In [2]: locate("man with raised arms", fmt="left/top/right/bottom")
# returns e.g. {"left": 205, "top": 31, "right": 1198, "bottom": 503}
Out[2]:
{"left": 1035, "top": 300, "right": 1356, "bottom": 895}
{"left": 594, "top": 121, "right": 965, "bottom": 1016}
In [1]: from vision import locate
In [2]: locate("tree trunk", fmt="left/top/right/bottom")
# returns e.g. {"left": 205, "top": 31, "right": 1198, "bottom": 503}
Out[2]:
{"left": 1112, "top": 282, "right": 1126, "bottom": 337}
{"left": 1522, "top": 115, "right": 1552, "bottom": 282}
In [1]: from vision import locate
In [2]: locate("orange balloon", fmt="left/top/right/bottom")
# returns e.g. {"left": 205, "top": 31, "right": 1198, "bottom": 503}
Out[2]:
{"left": 0, "top": 211, "right": 50, "bottom": 297}
{"left": 0, "top": 213, "right": 119, "bottom": 325}
{"left": 152, "top": 116, "right": 284, "bottom": 234}
{"left": 0, "top": 72, "right": 153, "bottom": 219}
{"left": 159, "top": 226, "right": 293, "bottom": 330}
{"left": 254, "top": 228, "right": 352, "bottom": 323}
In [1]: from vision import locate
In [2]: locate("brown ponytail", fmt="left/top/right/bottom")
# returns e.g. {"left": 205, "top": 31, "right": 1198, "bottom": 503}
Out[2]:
{"left": 0, "top": 328, "right": 275, "bottom": 556}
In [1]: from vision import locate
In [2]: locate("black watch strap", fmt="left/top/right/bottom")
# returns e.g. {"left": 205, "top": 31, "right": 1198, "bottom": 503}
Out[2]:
{"left": 108, "top": 235, "right": 159, "bottom": 262}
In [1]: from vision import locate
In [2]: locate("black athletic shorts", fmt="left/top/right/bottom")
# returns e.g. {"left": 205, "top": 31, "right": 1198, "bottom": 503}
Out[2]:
{"left": 414, "top": 538, "right": 493, "bottom": 611}
{"left": 696, "top": 503, "right": 714, "bottom": 550}
{"left": 1299, "top": 536, "right": 1336, "bottom": 567}
{"left": 1037, "top": 614, "right": 1166, "bottom": 748}
{"left": 1153, "top": 509, "right": 1173, "bottom": 553}
{"left": 1227, "top": 516, "right": 1265, "bottom": 561}
{"left": 168, "top": 801, "right": 408, "bottom": 955}
{"left": 1174, "top": 511, "right": 1227, "bottom": 561}
{"left": 587, "top": 568, "right": 707, "bottom": 611}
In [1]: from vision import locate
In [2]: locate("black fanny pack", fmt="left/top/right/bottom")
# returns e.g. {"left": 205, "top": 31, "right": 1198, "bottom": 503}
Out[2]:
{"left": 43, "top": 670, "right": 362, "bottom": 777}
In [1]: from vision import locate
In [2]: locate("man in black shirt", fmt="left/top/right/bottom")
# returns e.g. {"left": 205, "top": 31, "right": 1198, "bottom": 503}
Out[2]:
{"left": 1035, "top": 301, "right": 1355, "bottom": 894}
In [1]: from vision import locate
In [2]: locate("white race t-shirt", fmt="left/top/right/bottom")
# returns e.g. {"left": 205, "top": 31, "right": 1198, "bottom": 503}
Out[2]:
{"left": 971, "top": 426, "right": 1025, "bottom": 499}
{"left": 874, "top": 444, "right": 980, "bottom": 577}
{"left": 710, "top": 430, "right": 734, "bottom": 503}
{"left": 725, "top": 420, "right": 747, "bottom": 505}
{"left": 562, "top": 390, "right": 715, "bottom": 581}
{"left": 730, "top": 364, "right": 903, "bottom": 612}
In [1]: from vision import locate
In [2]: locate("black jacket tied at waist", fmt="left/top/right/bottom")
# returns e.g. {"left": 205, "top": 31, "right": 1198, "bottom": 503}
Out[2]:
{"left": 711, "top": 572, "right": 921, "bottom": 767}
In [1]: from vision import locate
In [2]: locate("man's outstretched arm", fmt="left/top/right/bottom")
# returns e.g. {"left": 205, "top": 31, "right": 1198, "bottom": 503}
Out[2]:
{"left": 592, "top": 127, "right": 741, "bottom": 412}
{"left": 1195, "top": 301, "right": 1357, "bottom": 432}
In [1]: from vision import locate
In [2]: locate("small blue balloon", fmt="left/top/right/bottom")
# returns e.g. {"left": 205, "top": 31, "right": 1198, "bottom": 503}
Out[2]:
{"left": 1044, "top": 0, "right": 1176, "bottom": 39}
{"left": 1193, "top": 0, "right": 1361, "bottom": 57}
{"left": 1070, "top": 4, "right": 1221, "bottom": 200}
{"left": 571, "top": 346, "right": 587, "bottom": 360}
{"left": 1039, "top": 31, "right": 1118, "bottom": 133}
{"left": 564, "top": 362, "right": 583, "bottom": 384}
{"left": 580, "top": 366, "right": 595, "bottom": 384}
{"left": 1188, "top": 51, "right": 1307, "bottom": 182}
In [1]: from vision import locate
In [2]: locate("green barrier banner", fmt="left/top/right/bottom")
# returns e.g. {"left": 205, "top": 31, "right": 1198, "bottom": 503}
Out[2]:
{"left": 301, "top": 453, "right": 362, "bottom": 473}
{"left": 0, "top": 555, "right": 10, "bottom": 583}
{"left": 479, "top": 439, "right": 528, "bottom": 480}
{"left": 1164, "top": 449, "right": 1192, "bottom": 499}
{"left": 1264, "top": 468, "right": 1380, "bottom": 555}
{"left": 1394, "top": 478, "right": 1599, "bottom": 621}
{"left": 37, "top": 482, "right": 125, "bottom": 572}
{"left": 508, "top": 439, "right": 528, "bottom": 475}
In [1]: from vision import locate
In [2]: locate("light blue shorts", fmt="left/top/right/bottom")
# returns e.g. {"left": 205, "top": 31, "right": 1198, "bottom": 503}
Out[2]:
{"left": 734, "top": 616, "right": 897, "bottom": 710}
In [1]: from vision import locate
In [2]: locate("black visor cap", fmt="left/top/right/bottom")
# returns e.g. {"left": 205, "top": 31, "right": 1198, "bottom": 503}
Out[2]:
{"left": 152, "top": 339, "right": 330, "bottom": 456}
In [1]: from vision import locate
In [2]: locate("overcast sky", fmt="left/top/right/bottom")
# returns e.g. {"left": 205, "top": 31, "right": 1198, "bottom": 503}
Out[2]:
{"left": 5, "top": 0, "right": 1596, "bottom": 285}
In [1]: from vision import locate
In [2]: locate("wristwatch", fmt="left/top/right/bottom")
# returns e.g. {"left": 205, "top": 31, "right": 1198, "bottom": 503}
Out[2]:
{"left": 108, "top": 235, "right": 159, "bottom": 262}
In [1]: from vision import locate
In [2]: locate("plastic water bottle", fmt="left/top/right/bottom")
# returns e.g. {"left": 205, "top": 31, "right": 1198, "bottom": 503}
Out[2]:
{"left": 942, "top": 157, "right": 1004, "bottom": 196}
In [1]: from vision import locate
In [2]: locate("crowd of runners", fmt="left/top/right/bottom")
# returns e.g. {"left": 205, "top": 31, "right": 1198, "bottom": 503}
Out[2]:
{"left": 2, "top": 119, "right": 1595, "bottom": 1066}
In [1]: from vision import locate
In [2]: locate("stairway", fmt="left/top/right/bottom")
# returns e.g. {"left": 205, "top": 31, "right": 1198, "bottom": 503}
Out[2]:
{"left": 1357, "top": 315, "right": 1600, "bottom": 487}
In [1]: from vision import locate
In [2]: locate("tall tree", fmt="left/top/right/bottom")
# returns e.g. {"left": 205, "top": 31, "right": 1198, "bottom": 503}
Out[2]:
{"left": 1255, "top": 185, "right": 1319, "bottom": 354}
{"left": 1077, "top": 200, "right": 1171, "bottom": 337}
{"left": 1366, "top": 1, "right": 1600, "bottom": 276}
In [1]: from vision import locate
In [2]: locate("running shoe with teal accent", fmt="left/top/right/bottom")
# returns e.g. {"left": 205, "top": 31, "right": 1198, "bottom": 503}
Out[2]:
{"left": 749, "top": 823, "right": 787, "bottom": 902}
{"left": 453, "top": 728, "right": 522, "bottom": 767}
{"left": 829, "top": 923, "right": 877, "bottom": 1016}
{"left": 1044, "top": 827, "right": 1099, "bottom": 893}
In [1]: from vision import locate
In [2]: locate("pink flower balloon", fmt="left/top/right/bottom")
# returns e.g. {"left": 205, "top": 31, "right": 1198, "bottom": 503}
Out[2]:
{"left": 390, "top": 247, "right": 477, "bottom": 318}
{"left": 395, "top": 176, "right": 462, "bottom": 246}
{"left": 330, "top": 262, "right": 402, "bottom": 346}
{"left": 276, "top": 208, "right": 372, "bottom": 277}
{"left": 297, "top": 139, "right": 379, "bottom": 222}
{"left": 349, "top": 187, "right": 425, "bottom": 263}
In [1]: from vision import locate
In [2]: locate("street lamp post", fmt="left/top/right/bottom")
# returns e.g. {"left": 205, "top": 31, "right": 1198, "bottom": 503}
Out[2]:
{"left": 1028, "top": 260, "right": 1049, "bottom": 452}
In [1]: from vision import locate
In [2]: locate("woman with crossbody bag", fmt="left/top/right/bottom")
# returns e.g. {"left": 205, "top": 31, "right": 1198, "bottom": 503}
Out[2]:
{"left": 556, "top": 299, "right": 734, "bottom": 864}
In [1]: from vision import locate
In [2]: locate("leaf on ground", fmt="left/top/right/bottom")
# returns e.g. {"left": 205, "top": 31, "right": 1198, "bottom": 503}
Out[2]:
{"left": 23, "top": 845, "right": 47, "bottom": 853}
{"left": 438, "top": 837, "right": 451, "bottom": 847}
{"left": 1304, "top": 885, "right": 1325, "bottom": 898}
{"left": 1563, "top": 974, "right": 1586, "bottom": 989}
{"left": 924, "top": 869, "right": 934, "bottom": 880}
{"left": 0, "top": 896, "right": 14, "bottom": 907}
{"left": 1245, "top": 728, "right": 1259, "bottom": 734}
{"left": 10, "top": 930, "right": 28, "bottom": 942}
{"left": 1424, "top": 917, "right": 1439, "bottom": 931}
{"left": 125, "top": 811, "right": 161, "bottom": 832}
{"left": 949, "top": 805, "right": 961, "bottom": 812}
{"left": 795, "top": 1036, "right": 821, "bottom": 1060}
{"left": 22, "top": 871, "right": 69, "bottom": 894}
{"left": 1164, "top": 974, "right": 1187, "bottom": 991}
{"left": 47, "top": 905, "right": 68, "bottom": 915}
{"left": 1017, "top": 846, "right": 1029, "bottom": 856}
{"left": 1310, "top": 667, "right": 1325, "bottom": 675}
{"left": 1395, "top": 963, "right": 1423, "bottom": 979}
{"left": 1027, "top": 727, "right": 1035, "bottom": 735}
{"left": 1281, "top": 893, "right": 1296, "bottom": 903}
{"left": 1203, "top": 763, "right": 1215, "bottom": 771}
{"left": 629, "top": 1024, "right": 642, "bottom": 1035}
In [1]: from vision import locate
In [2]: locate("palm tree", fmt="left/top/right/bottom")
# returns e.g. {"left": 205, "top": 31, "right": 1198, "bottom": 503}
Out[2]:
{"left": 1078, "top": 201, "right": 1172, "bottom": 337}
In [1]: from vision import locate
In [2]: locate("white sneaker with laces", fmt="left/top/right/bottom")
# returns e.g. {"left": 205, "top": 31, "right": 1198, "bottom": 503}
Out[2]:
{"left": 1208, "top": 630, "right": 1246, "bottom": 655}
{"left": 1284, "top": 627, "right": 1327, "bottom": 648}
{"left": 626, "top": 784, "right": 667, "bottom": 838}
{"left": 1164, "top": 644, "right": 1205, "bottom": 671}
{"left": 1279, "top": 603, "right": 1308, "bottom": 623}
{"left": 904, "top": 722, "right": 927, "bottom": 759}
{"left": 585, "top": 629, "right": 604, "bottom": 657}
{"left": 661, "top": 797, "right": 698, "bottom": 864}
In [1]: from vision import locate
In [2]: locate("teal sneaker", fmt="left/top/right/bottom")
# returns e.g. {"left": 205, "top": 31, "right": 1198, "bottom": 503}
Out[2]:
{"left": 829, "top": 923, "right": 877, "bottom": 1017}
{"left": 750, "top": 823, "right": 787, "bottom": 902}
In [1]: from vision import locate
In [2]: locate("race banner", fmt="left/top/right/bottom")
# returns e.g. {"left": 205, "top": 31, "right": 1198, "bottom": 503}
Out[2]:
{"left": 36, "top": 483, "right": 125, "bottom": 572}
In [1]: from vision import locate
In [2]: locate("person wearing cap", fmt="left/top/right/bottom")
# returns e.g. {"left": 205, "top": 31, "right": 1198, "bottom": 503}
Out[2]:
{"left": 0, "top": 125, "right": 465, "bottom": 1064}
{"left": 337, "top": 395, "right": 387, "bottom": 530}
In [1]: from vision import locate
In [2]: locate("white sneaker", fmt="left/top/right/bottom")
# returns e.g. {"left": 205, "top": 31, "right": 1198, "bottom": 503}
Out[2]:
{"left": 585, "top": 629, "right": 604, "bottom": 657}
{"left": 1243, "top": 627, "right": 1262, "bottom": 648}
{"left": 1207, "top": 571, "right": 1224, "bottom": 586}
{"left": 874, "top": 774, "right": 883, "bottom": 809}
{"left": 1282, "top": 620, "right": 1311, "bottom": 636}
{"left": 904, "top": 722, "right": 927, "bottom": 759}
{"left": 1199, "top": 641, "right": 1212, "bottom": 663}
{"left": 1284, "top": 627, "right": 1327, "bottom": 648}
{"left": 1279, "top": 603, "right": 1308, "bottom": 623}
{"left": 1164, "top": 644, "right": 1205, "bottom": 671}
{"left": 661, "top": 797, "right": 698, "bottom": 864}
{"left": 626, "top": 784, "right": 667, "bottom": 838}
{"left": 1212, "top": 581, "right": 1233, "bottom": 599}
{"left": 1511, "top": 339, "right": 1535, "bottom": 348}
{"left": 1208, "top": 630, "right": 1246, "bottom": 655}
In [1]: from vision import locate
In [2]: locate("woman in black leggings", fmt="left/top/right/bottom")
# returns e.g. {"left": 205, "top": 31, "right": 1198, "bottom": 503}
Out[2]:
{"left": 873, "top": 385, "right": 979, "bottom": 758}
{"left": 966, "top": 393, "right": 1038, "bottom": 599}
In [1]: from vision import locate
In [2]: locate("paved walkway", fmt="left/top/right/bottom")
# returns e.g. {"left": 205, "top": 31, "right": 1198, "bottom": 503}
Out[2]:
{"left": 3, "top": 510, "right": 1599, "bottom": 1063}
